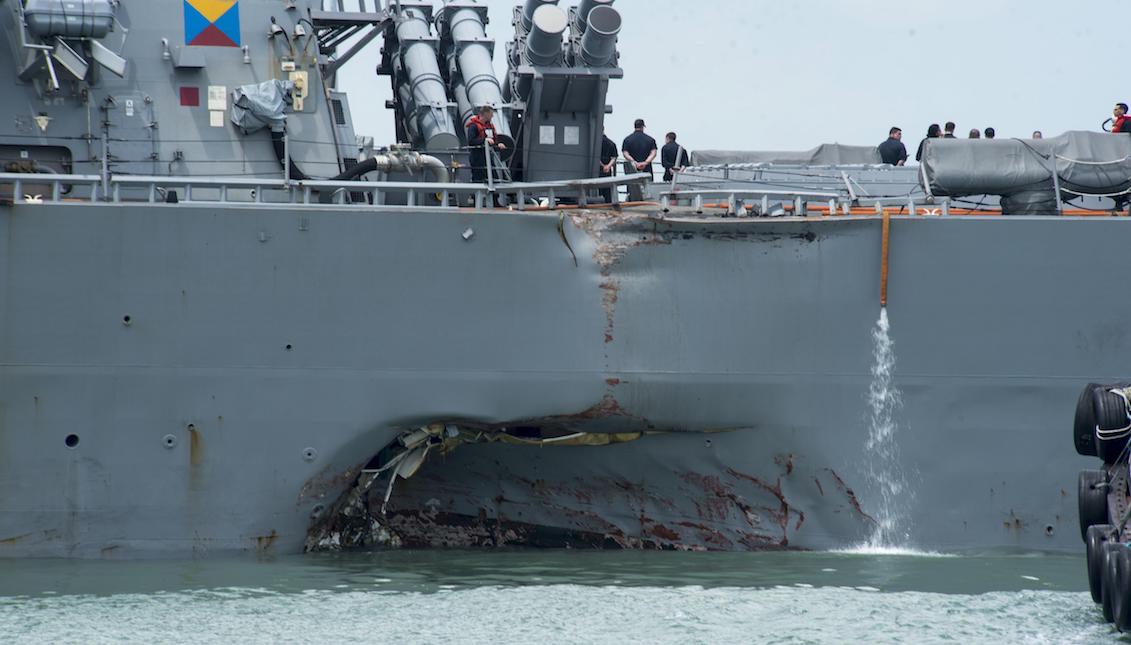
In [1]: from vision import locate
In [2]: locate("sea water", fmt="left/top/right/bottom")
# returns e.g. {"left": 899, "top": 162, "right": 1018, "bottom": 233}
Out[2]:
{"left": 0, "top": 550, "right": 1109, "bottom": 644}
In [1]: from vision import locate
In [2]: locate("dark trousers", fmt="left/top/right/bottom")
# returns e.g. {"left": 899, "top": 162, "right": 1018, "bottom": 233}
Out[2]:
{"left": 599, "top": 167, "right": 615, "bottom": 204}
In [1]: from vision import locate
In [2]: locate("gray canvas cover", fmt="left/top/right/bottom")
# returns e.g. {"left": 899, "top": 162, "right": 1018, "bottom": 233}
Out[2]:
{"left": 922, "top": 131, "right": 1131, "bottom": 198}
{"left": 230, "top": 80, "right": 295, "bottom": 134}
{"left": 691, "top": 144, "right": 881, "bottom": 166}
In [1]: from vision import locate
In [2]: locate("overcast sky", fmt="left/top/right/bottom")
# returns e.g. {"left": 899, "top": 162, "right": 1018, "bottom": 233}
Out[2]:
{"left": 338, "top": 0, "right": 1117, "bottom": 153}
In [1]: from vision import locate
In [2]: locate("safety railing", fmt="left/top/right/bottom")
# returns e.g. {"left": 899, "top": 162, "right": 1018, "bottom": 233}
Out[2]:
{"left": 1, "top": 172, "right": 651, "bottom": 211}
{"left": 0, "top": 173, "right": 104, "bottom": 203}
{"left": 657, "top": 187, "right": 954, "bottom": 217}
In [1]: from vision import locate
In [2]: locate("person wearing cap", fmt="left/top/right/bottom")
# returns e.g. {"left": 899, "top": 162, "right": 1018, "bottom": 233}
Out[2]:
{"left": 622, "top": 118, "right": 657, "bottom": 201}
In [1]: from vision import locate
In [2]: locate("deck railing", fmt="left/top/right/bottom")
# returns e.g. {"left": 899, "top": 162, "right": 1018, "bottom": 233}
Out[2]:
{"left": 0, "top": 172, "right": 650, "bottom": 211}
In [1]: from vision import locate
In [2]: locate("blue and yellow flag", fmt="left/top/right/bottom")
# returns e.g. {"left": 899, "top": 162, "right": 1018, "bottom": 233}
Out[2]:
{"left": 184, "top": 0, "right": 241, "bottom": 47}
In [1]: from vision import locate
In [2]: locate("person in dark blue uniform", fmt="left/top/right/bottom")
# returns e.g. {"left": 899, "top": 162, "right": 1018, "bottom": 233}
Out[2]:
{"left": 661, "top": 132, "right": 690, "bottom": 182}
{"left": 621, "top": 119, "right": 657, "bottom": 201}
{"left": 599, "top": 133, "right": 618, "bottom": 203}
{"left": 878, "top": 127, "right": 907, "bottom": 166}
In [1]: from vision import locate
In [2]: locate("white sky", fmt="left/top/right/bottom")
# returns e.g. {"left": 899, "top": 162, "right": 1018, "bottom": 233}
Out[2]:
{"left": 338, "top": 0, "right": 1118, "bottom": 152}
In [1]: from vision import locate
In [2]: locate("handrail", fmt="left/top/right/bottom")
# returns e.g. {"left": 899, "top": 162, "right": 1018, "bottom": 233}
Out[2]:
{"left": 3, "top": 171, "right": 650, "bottom": 211}
{"left": 0, "top": 173, "right": 103, "bottom": 203}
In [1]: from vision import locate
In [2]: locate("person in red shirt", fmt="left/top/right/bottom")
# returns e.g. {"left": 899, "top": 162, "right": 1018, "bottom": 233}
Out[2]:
{"left": 1111, "top": 103, "right": 1130, "bottom": 133}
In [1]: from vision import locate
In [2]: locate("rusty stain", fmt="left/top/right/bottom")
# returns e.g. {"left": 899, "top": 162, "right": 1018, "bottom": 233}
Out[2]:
{"left": 298, "top": 462, "right": 362, "bottom": 505}
{"left": 774, "top": 454, "right": 795, "bottom": 476}
{"left": 813, "top": 477, "right": 825, "bottom": 496}
{"left": 605, "top": 378, "right": 621, "bottom": 387}
{"left": 0, "top": 529, "right": 59, "bottom": 546}
{"left": 681, "top": 470, "right": 789, "bottom": 547}
{"left": 1004, "top": 511, "right": 1024, "bottom": 532}
{"left": 187, "top": 424, "right": 202, "bottom": 467}
{"left": 599, "top": 279, "right": 618, "bottom": 344}
{"left": 645, "top": 521, "right": 681, "bottom": 543}
{"left": 794, "top": 510, "right": 806, "bottom": 532}
{"left": 675, "top": 520, "right": 736, "bottom": 550}
{"left": 727, "top": 468, "right": 790, "bottom": 542}
{"left": 0, "top": 532, "right": 32, "bottom": 545}
{"left": 254, "top": 530, "right": 279, "bottom": 552}
{"left": 823, "top": 468, "right": 876, "bottom": 525}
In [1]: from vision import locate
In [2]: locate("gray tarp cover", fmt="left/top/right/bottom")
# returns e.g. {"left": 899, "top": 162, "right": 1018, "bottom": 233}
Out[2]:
{"left": 230, "top": 80, "right": 295, "bottom": 134}
{"left": 691, "top": 144, "right": 881, "bottom": 166}
{"left": 922, "top": 131, "right": 1131, "bottom": 197}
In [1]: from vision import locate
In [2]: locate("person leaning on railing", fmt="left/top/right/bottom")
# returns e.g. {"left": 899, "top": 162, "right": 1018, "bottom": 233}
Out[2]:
{"left": 466, "top": 105, "right": 507, "bottom": 184}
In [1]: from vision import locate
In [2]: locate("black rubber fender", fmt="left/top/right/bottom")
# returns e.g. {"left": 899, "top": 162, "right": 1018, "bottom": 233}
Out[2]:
{"left": 1095, "top": 387, "right": 1131, "bottom": 463}
{"left": 1079, "top": 469, "right": 1109, "bottom": 541}
{"left": 1075, "top": 383, "right": 1100, "bottom": 457}
{"left": 1088, "top": 524, "right": 1116, "bottom": 603}
{"left": 1103, "top": 541, "right": 1122, "bottom": 623}
{"left": 1118, "top": 548, "right": 1131, "bottom": 632}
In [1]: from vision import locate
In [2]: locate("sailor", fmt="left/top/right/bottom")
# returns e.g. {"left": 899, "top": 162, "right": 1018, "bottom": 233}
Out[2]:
{"left": 984, "top": 127, "right": 996, "bottom": 140}
{"left": 943, "top": 122, "right": 957, "bottom": 139}
{"left": 466, "top": 106, "right": 506, "bottom": 186}
{"left": 660, "top": 132, "right": 690, "bottom": 182}
{"left": 968, "top": 129, "right": 981, "bottom": 139}
{"left": 1032, "top": 131, "right": 1043, "bottom": 140}
{"left": 1112, "top": 103, "right": 1131, "bottom": 133}
{"left": 915, "top": 123, "right": 942, "bottom": 162}
{"left": 878, "top": 127, "right": 908, "bottom": 166}
{"left": 622, "top": 119, "right": 657, "bottom": 201}
{"left": 599, "top": 132, "right": 618, "bottom": 204}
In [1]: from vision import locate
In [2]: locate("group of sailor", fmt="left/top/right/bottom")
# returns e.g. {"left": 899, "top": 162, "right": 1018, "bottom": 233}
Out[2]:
{"left": 597, "top": 119, "right": 690, "bottom": 202}
{"left": 467, "top": 107, "right": 689, "bottom": 204}
{"left": 878, "top": 103, "right": 1131, "bottom": 167}
{"left": 878, "top": 122, "right": 999, "bottom": 167}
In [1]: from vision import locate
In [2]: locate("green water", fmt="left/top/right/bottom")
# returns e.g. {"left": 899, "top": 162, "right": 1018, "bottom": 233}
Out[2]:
{"left": 0, "top": 549, "right": 1115, "bottom": 644}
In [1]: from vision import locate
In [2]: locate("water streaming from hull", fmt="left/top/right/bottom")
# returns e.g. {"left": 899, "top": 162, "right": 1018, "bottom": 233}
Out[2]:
{"left": 863, "top": 307, "right": 911, "bottom": 548}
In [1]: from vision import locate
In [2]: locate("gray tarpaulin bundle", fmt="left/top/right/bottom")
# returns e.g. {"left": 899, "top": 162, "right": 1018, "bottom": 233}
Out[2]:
{"left": 921, "top": 131, "right": 1131, "bottom": 214}
{"left": 691, "top": 144, "right": 882, "bottom": 166}
{"left": 230, "top": 80, "right": 295, "bottom": 134}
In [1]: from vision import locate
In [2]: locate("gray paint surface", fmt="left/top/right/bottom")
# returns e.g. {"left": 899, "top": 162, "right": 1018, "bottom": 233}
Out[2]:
{"left": 0, "top": 0, "right": 1119, "bottom": 557}
{"left": 0, "top": 202, "right": 1119, "bottom": 556}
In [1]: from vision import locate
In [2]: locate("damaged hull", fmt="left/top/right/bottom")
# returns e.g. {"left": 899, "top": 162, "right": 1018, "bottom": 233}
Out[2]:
{"left": 0, "top": 203, "right": 1118, "bottom": 556}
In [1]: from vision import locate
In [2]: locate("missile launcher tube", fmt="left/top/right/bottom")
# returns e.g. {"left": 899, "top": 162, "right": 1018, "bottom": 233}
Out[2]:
{"left": 573, "top": 0, "right": 613, "bottom": 34}
{"left": 394, "top": 9, "right": 459, "bottom": 151}
{"left": 524, "top": 4, "right": 567, "bottom": 67}
{"left": 446, "top": 8, "right": 511, "bottom": 137}
{"left": 521, "top": 0, "right": 559, "bottom": 31}
{"left": 578, "top": 5, "right": 621, "bottom": 67}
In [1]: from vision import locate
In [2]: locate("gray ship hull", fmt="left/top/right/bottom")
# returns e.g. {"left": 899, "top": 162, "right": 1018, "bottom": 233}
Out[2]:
{"left": 0, "top": 202, "right": 1114, "bottom": 556}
